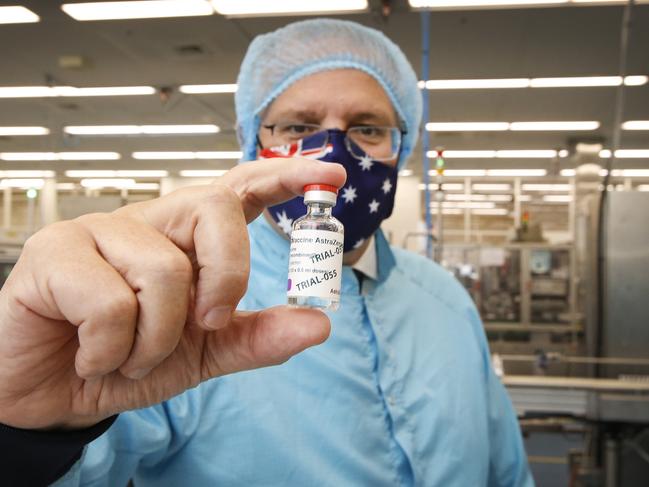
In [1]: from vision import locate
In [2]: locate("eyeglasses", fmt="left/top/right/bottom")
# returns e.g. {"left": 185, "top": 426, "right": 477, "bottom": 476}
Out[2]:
{"left": 262, "top": 122, "right": 403, "bottom": 162}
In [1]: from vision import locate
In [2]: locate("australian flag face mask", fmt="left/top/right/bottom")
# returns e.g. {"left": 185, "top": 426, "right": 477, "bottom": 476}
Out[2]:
{"left": 260, "top": 129, "right": 398, "bottom": 253}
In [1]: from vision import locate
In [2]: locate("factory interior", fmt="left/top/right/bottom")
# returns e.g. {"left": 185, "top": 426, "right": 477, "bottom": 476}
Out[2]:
{"left": 1, "top": 1, "right": 649, "bottom": 486}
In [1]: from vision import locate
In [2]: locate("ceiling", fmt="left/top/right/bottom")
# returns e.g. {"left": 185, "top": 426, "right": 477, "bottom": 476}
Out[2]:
{"left": 1, "top": 0, "right": 648, "bottom": 179}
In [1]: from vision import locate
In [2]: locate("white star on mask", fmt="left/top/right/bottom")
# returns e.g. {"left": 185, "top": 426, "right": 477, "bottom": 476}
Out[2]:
{"left": 353, "top": 238, "right": 365, "bottom": 249}
{"left": 368, "top": 199, "right": 380, "bottom": 214}
{"left": 358, "top": 155, "right": 374, "bottom": 171}
{"left": 341, "top": 185, "right": 357, "bottom": 204}
{"left": 275, "top": 210, "right": 293, "bottom": 234}
{"left": 382, "top": 178, "right": 393, "bottom": 194}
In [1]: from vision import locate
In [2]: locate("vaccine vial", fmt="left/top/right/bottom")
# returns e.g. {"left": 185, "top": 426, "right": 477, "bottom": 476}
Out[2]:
{"left": 287, "top": 184, "right": 344, "bottom": 311}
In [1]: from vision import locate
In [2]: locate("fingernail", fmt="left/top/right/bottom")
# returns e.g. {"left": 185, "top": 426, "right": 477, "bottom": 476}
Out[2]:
{"left": 203, "top": 306, "right": 232, "bottom": 330}
{"left": 129, "top": 367, "right": 152, "bottom": 380}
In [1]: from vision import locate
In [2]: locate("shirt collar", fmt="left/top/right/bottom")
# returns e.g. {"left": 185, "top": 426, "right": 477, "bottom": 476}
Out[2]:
{"left": 351, "top": 235, "right": 377, "bottom": 281}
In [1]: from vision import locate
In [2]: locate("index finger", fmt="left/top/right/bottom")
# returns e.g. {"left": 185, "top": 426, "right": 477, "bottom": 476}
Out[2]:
{"left": 219, "top": 157, "right": 347, "bottom": 222}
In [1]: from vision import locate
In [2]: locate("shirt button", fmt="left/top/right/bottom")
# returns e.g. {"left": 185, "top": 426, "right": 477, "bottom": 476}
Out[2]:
{"left": 388, "top": 396, "right": 396, "bottom": 406}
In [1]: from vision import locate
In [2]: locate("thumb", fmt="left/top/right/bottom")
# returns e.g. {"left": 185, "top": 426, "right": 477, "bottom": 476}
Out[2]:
{"left": 200, "top": 306, "right": 331, "bottom": 378}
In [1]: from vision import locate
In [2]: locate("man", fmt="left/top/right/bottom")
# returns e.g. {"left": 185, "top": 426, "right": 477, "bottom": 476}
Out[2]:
{"left": 0, "top": 19, "right": 533, "bottom": 486}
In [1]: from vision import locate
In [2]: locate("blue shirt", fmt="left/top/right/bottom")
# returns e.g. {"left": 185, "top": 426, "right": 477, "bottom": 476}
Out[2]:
{"left": 55, "top": 217, "right": 533, "bottom": 486}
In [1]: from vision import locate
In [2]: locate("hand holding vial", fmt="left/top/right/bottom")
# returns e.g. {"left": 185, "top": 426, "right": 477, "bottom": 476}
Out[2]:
{"left": 0, "top": 158, "right": 345, "bottom": 430}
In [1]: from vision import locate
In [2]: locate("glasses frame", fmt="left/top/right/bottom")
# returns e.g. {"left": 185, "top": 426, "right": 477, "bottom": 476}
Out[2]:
{"left": 261, "top": 122, "right": 405, "bottom": 162}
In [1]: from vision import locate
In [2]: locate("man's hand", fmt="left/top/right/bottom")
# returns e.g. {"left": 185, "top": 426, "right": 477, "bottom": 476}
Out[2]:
{"left": 0, "top": 158, "right": 345, "bottom": 430}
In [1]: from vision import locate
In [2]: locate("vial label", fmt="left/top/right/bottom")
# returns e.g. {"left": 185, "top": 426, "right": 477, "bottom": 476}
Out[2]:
{"left": 287, "top": 229, "right": 343, "bottom": 300}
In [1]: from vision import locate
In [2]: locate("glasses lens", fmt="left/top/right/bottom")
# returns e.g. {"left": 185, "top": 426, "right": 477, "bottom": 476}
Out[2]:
{"left": 273, "top": 122, "right": 322, "bottom": 145}
{"left": 347, "top": 126, "right": 401, "bottom": 161}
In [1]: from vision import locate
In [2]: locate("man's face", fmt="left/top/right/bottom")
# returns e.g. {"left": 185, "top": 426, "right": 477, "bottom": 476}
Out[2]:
{"left": 258, "top": 69, "right": 399, "bottom": 167}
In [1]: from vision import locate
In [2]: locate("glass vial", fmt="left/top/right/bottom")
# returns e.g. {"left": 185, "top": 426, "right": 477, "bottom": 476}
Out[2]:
{"left": 287, "top": 184, "right": 344, "bottom": 311}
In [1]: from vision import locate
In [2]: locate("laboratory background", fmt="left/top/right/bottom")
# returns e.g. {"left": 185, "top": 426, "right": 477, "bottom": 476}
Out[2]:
{"left": 1, "top": 1, "right": 649, "bottom": 486}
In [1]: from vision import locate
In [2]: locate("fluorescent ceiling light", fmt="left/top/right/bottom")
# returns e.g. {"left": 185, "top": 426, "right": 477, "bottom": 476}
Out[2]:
{"left": 429, "top": 150, "right": 558, "bottom": 159}
{"left": 0, "top": 86, "right": 155, "bottom": 98}
{"left": 622, "top": 121, "right": 649, "bottom": 130}
{"left": 559, "top": 149, "right": 570, "bottom": 158}
{"left": 445, "top": 193, "right": 512, "bottom": 202}
{"left": 612, "top": 169, "right": 649, "bottom": 177}
{"left": 81, "top": 178, "right": 136, "bottom": 189}
{"left": 179, "top": 84, "right": 238, "bottom": 94}
{"left": 426, "top": 122, "right": 509, "bottom": 131}
{"left": 431, "top": 150, "right": 497, "bottom": 158}
{"left": 522, "top": 184, "right": 571, "bottom": 191}
{"left": 64, "top": 124, "right": 219, "bottom": 135}
{"left": 61, "top": 1, "right": 214, "bottom": 21}
{"left": 422, "top": 75, "right": 647, "bottom": 90}
{"left": 473, "top": 183, "right": 511, "bottom": 191}
{"left": 624, "top": 76, "right": 649, "bottom": 86}
{"left": 426, "top": 121, "right": 599, "bottom": 132}
{"left": 637, "top": 185, "right": 649, "bottom": 192}
{"left": 429, "top": 208, "right": 463, "bottom": 215}
{"left": 425, "top": 79, "right": 529, "bottom": 90}
{"left": 61, "top": 152, "right": 121, "bottom": 160}
{"left": 472, "top": 208, "right": 510, "bottom": 216}
{"left": 530, "top": 76, "right": 648, "bottom": 88}
{"left": 55, "top": 86, "right": 156, "bottom": 96}
{"left": 510, "top": 121, "right": 599, "bottom": 131}
{"left": 129, "top": 183, "right": 161, "bottom": 190}
{"left": 411, "top": 0, "right": 565, "bottom": 7}
{"left": 438, "top": 169, "right": 547, "bottom": 177}
{"left": 195, "top": 151, "right": 242, "bottom": 159}
{"left": 543, "top": 194, "right": 573, "bottom": 203}
{"left": 210, "top": 0, "right": 368, "bottom": 16}
{"left": 438, "top": 170, "right": 487, "bottom": 177}
{"left": 56, "top": 183, "right": 77, "bottom": 190}
{"left": 561, "top": 168, "right": 649, "bottom": 177}
{"left": 66, "top": 170, "right": 168, "bottom": 178}
{"left": 0, "top": 179, "right": 44, "bottom": 189}
{"left": 610, "top": 149, "right": 649, "bottom": 158}
{"left": 132, "top": 151, "right": 194, "bottom": 160}
{"left": 0, "top": 126, "right": 49, "bottom": 136}
{"left": 0, "top": 152, "right": 119, "bottom": 161}
{"left": 0, "top": 170, "right": 55, "bottom": 178}
{"left": 79, "top": 180, "right": 161, "bottom": 190}
{"left": 497, "top": 150, "right": 557, "bottom": 158}
{"left": 0, "top": 6, "right": 40, "bottom": 24}
{"left": 132, "top": 151, "right": 242, "bottom": 160}
{"left": 488, "top": 169, "right": 547, "bottom": 176}
{"left": 418, "top": 183, "right": 464, "bottom": 191}
{"left": 179, "top": 170, "right": 228, "bottom": 177}
{"left": 438, "top": 201, "right": 497, "bottom": 209}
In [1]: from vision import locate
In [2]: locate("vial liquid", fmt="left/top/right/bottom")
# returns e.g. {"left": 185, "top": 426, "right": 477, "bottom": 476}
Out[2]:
{"left": 287, "top": 184, "right": 344, "bottom": 311}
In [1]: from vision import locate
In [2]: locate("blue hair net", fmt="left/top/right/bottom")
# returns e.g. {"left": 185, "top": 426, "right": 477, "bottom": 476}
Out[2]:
{"left": 235, "top": 18, "right": 422, "bottom": 167}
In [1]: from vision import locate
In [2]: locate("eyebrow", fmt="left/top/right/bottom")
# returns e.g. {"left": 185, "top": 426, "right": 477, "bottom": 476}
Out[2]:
{"left": 348, "top": 110, "right": 396, "bottom": 126}
{"left": 263, "top": 109, "right": 324, "bottom": 124}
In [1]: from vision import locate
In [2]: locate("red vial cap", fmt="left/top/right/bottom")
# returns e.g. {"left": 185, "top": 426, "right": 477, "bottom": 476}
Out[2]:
{"left": 303, "top": 183, "right": 338, "bottom": 194}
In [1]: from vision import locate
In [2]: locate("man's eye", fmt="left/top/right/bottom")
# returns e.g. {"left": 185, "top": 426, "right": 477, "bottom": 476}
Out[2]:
{"left": 359, "top": 127, "right": 379, "bottom": 136}
{"left": 281, "top": 124, "right": 318, "bottom": 136}
{"left": 355, "top": 126, "right": 388, "bottom": 139}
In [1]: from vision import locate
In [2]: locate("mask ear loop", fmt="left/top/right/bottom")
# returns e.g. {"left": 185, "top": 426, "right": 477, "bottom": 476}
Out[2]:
{"left": 256, "top": 135, "right": 265, "bottom": 151}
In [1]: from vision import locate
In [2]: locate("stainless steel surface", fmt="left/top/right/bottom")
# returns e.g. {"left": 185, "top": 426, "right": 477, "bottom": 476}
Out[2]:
{"left": 485, "top": 323, "right": 583, "bottom": 333}
{"left": 503, "top": 375, "right": 649, "bottom": 392}
{"left": 500, "top": 353, "right": 649, "bottom": 366}
{"left": 507, "top": 385, "right": 588, "bottom": 417}
{"left": 590, "top": 394, "right": 649, "bottom": 423}
{"left": 603, "top": 192, "right": 649, "bottom": 376}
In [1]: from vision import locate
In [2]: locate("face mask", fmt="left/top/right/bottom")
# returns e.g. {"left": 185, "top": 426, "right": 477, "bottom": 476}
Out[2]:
{"left": 260, "top": 129, "right": 398, "bottom": 252}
